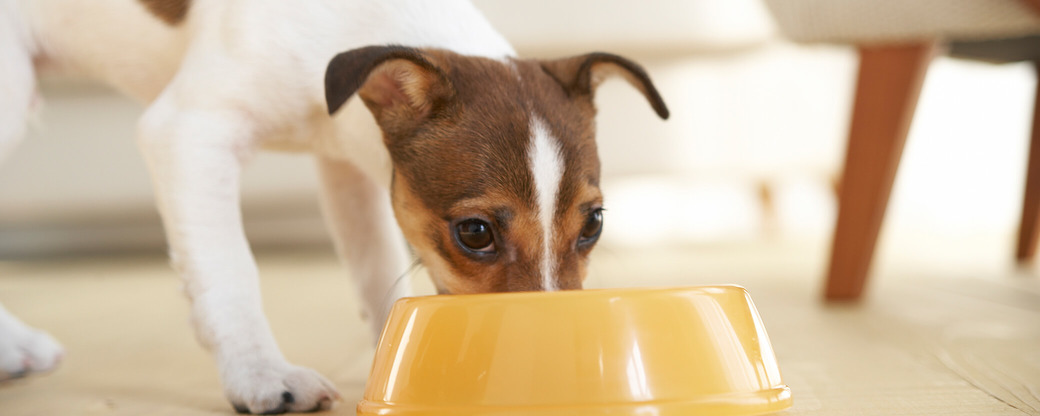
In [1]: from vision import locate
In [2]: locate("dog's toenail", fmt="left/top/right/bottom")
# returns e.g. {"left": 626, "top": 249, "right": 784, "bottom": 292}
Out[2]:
{"left": 232, "top": 403, "right": 250, "bottom": 414}
{"left": 281, "top": 391, "right": 294, "bottom": 404}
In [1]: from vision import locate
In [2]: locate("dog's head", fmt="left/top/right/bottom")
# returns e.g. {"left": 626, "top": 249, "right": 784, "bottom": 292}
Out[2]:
{"left": 325, "top": 46, "right": 667, "bottom": 294}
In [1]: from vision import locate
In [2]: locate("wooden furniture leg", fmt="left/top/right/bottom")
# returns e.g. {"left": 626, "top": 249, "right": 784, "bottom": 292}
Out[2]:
{"left": 824, "top": 42, "right": 937, "bottom": 300}
{"left": 1023, "top": 0, "right": 1040, "bottom": 16}
{"left": 1015, "top": 62, "right": 1040, "bottom": 263}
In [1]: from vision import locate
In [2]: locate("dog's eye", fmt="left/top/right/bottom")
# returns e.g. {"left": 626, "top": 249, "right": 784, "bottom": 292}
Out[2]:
{"left": 579, "top": 209, "right": 604, "bottom": 245}
{"left": 456, "top": 219, "right": 495, "bottom": 252}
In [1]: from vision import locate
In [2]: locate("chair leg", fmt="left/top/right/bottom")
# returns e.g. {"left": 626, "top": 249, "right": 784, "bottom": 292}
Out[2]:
{"left": 1024, "top": 0, "right": 1040, "bottom": 16}
{"left": 1015, "top": 62, "right": 1040, "bottom": 263}
{"left": 824, "top": 42, "right": 937, "bottom": 300}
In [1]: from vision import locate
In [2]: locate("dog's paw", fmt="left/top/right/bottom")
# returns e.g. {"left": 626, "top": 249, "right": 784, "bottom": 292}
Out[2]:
{"left": 0, "top": 326, "right": 64, "bottom": 381}
{"left": 223, "top": 362, "right": 340, "bottom": 414}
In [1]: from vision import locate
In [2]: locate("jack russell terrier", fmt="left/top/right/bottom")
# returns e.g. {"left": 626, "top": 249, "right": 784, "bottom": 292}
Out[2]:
{"left": 0, "top": 0, "right": 668, "bottom": 413}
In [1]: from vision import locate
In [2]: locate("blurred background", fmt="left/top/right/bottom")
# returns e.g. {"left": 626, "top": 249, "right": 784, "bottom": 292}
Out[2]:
{"left": 2, "top": 2, "right": 1039, "bottom": 413}
{"left": 0, "top": 0, "right": 1035, "bottom": 281}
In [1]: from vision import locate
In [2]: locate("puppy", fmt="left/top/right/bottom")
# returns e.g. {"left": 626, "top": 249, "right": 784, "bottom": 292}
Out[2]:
{"left": 0, "top": 0, "right": 668, "bottom": 413}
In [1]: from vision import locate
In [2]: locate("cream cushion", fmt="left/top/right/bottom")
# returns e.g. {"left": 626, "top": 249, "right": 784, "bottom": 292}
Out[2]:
{"left": 764, "top": 0, "right": 1040, "bottom": 44}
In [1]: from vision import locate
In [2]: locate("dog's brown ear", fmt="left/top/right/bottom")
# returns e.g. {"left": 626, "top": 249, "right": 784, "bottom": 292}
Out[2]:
{"left": 541, "top": 53, "right": 669, "bottom": 120}
{"left": 325, "top": 46, "right": 454, "bottom": 129}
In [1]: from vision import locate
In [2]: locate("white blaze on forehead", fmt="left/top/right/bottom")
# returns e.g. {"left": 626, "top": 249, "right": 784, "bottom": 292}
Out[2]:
{"left": 528, "top": 116, "right": 564, "bottom": 291}
{"left": 507, "top": 59, "right": 522, "bottom": 81}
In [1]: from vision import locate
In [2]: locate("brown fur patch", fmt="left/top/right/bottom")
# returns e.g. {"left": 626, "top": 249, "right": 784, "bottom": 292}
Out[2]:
{"left": 324, "top": 46, "right": 666, "bottom": 293}
{"left": 138, "top": 0, "right": 190, "bottom": 25}
{"left": 385, "top": 54, "right": 606, "bottom": 293}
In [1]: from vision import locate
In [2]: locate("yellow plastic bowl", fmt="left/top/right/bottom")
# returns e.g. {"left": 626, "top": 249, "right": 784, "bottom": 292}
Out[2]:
{"left": 359, "top": 285, "right": 791, "bottom": 416}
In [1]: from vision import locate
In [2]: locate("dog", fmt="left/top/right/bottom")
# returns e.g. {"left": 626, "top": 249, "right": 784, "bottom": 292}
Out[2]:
{"left": 0, "top": 0, "right": 668, "bottom": 413}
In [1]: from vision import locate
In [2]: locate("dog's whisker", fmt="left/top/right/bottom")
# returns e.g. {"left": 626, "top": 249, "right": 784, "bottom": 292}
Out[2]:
{"left": 377, "top": 258, "right": 423, "bottom": 319}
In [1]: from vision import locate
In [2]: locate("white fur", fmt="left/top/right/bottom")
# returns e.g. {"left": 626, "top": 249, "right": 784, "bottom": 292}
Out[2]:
{"left": 0, "top": 0, "right": 516, "bottom": 413}
{"left": 528, "top": 117, "right": 564, "bottom": 292}
{"left": 0, "top": 304, "right": 63, "bottom": 380}
{"left": 316, "top": 157, "right": 413, "bottom": 338}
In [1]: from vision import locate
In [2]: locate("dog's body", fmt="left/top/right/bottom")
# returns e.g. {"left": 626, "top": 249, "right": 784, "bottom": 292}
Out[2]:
{"left": 0, "top": 0, "right": 667, "bottom": 413}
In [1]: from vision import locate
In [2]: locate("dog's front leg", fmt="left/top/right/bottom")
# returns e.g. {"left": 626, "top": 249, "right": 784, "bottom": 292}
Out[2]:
{"left": 317, "top": 157, "right": 412, "bottom": 340}
{"left": 138, "top": 104, "right": 338, "bottom": 414}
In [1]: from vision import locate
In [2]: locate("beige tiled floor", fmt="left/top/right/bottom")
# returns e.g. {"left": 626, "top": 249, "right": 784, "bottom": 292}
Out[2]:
{"left": 0, "top": 240, "right": 1038, "bottom": 415}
